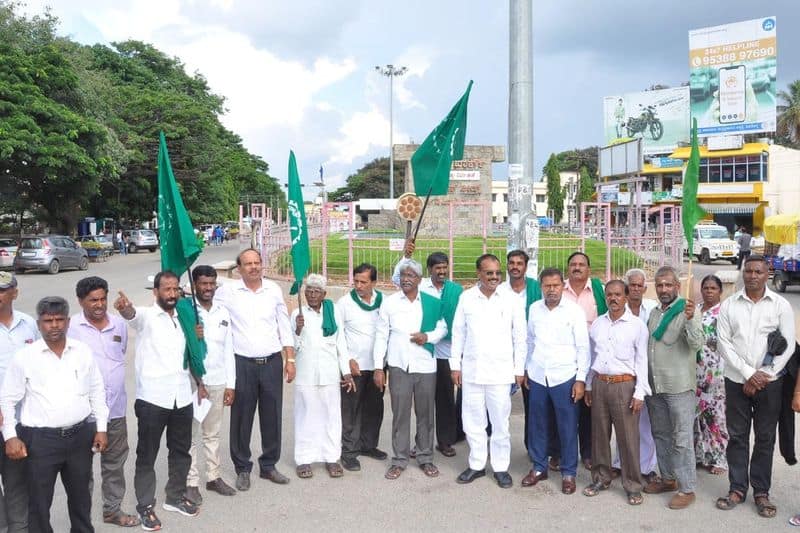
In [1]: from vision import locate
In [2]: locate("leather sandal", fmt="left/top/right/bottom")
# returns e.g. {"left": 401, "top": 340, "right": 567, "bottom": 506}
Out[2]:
{"left": 385, "top": 465, "right": 404, "bottom": 480}
{"left": 295, "top": 464, "right": 313, "bottom": 479}
{"left": 582, "top": 481, "right": 610, "bottom": 497}
{"left": 325, "top": 462, "right": 344, "bottom": 478}
{"left": 103, "top": 510, "right": 141, "bottom": 527}
{"left": 716, "top": 490, "right": 744, "bottom": 510}
{"left": 420, "top": 463, "right": 439, "bottom": 478}
{"left": 754, "top": 494, "right": 777, "bottom": 518}
{"left": 627, "top": 491, "right": 643, "bottom": 506}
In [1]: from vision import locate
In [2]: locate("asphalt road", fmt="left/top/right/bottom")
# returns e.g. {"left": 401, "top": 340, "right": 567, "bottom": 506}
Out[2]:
{"left": 12, "top": 242, "right": 800, "bottom": 532}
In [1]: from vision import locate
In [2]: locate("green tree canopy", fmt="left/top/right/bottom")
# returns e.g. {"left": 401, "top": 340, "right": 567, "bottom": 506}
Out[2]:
{"left": 544, "top": 153, "right": 564, "bottom": 223}
{"left": 329, "top": 157, "right": 405, "bottom": 201}
{"left": 777, "top": 80, "right": 800, "bottom": 149}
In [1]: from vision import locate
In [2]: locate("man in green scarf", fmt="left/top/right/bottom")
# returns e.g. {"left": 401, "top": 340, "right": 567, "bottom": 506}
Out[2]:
{"left": 337, "top": 263, "right": 388, "bottom": 472}
{"left": 373, "top": 259, "right": 447, "bottom": 481}
{"left": 290, "top": 274, "right": 352, "bottom": 480}
{"left": 643, "top": 266, "right": 703, "bottom": 510}
{"left": 562, "top": 252, "right": 607, "bottom": 471}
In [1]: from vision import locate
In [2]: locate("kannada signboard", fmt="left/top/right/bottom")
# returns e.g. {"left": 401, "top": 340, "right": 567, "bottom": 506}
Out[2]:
{"left": 689, "top": 17, "right": 777, "bottom": 136}
{"left": 603, "top": 87, "right": 690, "bottom": 155}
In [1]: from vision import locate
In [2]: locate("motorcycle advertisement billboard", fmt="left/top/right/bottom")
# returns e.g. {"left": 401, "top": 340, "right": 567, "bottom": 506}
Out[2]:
{"left": 602, "top": 87, "right": 690, "bottom": 155}
{"left": 689, "top": 17, "right": 777, "bottom": 136}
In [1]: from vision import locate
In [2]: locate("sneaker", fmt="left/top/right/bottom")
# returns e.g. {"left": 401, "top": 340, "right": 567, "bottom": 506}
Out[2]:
{"left": 162, "top": 498, "right": 199, "bottom": 517}
{"left": 138, "top": 505, "right": 162, "bottom": 531}
{"left": 184, "top": 486, "right": 203, "bottom": 506}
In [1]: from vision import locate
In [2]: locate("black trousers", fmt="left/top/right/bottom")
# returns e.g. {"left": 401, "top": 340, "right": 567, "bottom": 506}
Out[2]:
{"left": 737, "top": 250, "right": 751, "bottom": 270}
{"left": 341, "top": 369, "right": 385, "bottom": 459}
{"left": 725, "top": 377, "right": 783, "bottom": 498}
{"left": 133, "top": 400, "right": 193, "bottom": 512}
{"left": 434, "top": 359, "right": 464, "bottom": 447}
{"left": 19, "top": 421, "right": 95, "bottom": 533}
{"left": 578, "top": 401, "right": 592, "bottom": 461}
{"left": 230, "top": 354, "right": 283, "bottom": 474}
{"left": 0, "top": 431, "right": 29, "bottom": 533}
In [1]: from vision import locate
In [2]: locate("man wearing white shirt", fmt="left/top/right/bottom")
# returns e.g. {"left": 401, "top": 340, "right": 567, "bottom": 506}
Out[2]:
{"left": 451, "top": 254, "right": 527, "bottom": 488}
{"left": 291, "top": 275, "right": 353, "bottom": 479}
{"left": 715, "top": 255, "right": 795, "bottom": 517}
{"left": 115, "top": 271, "right": 200, "bottom": 530}
{"left": 185, "top": 266, "right": 237, "bottom": 505}
{"left": 373, "top": 259, "right": 447, "bottom": 480}
{"left": 522, "top": 268, "right": 590, "bottom": 495}
{"left": 337, "top": 263, "right": 387, "bottom": 472}
{"left": 214, "top": 248, "right": 295, "bottom": 490}
{"left": 611, "top": 268, "right": 658, "bottom": 483}
{"left": 1, "top": 296, "right": 108, "bottom": 533}
{"left": 0, "top": 271, "right": 38, "bottom": 533}
{"left": 582, "top": 280, "right": 650, "bottom": 505}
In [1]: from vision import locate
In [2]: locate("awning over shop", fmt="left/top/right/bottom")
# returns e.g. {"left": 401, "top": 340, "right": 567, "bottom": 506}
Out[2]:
{"left": 641, "top": 162, "right": 684, "bottom": 174}
{"left": 669, "top": 143, "right": 769, "bottom": 160}
{"left": 699, "top": 203, "right": 760, "bottom": 214}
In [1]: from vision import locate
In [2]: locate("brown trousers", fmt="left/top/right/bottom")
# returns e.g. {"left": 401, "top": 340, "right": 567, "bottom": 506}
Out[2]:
{"left": 590, "top": 379, "right": 643, "bottom": 493}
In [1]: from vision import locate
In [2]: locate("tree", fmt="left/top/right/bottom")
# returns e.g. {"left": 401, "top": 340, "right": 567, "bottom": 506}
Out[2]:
{"left": 0, "top": 5, "right": 113, "bottom": 232}
{"left": 329, "top": 157, "right": 405, "bottom": 200}
{"left": 544, "top": 154, "right": 564, "bottom": 223}
{"left": 554, "top": 147, "right": 599, "bottom": 178}
{"left": 777, "top": 80, "right": 800, "bottom": 149}
{"left": 576, "top": 165, "right": 595, "bottom": 203}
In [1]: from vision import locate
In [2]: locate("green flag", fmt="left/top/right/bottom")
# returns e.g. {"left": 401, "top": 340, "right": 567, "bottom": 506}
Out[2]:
{"left": 411, "top": 80, "right": 473, "bottom": 196}
{"left": 158, "top": 131, "right": 201, "bottom": 277}
{"left": 682, "top": 118, "right": 707, "bottom": 253}
{"left": 157, "top": 131, "right": 206, "bottom": 377}
{"left": 288, "top": 150, "right": 310, "bottom": 295}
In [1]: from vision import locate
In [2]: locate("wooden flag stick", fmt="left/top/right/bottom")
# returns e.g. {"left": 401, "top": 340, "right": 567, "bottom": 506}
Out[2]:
{"left": 685, "top": 258, "right": 693, "bottom": 300}
{"left": 297, "top": 283, "right": 304, "bottom": 316}
{"left": 412, "top": 185, "right": 435, "bottom": 242}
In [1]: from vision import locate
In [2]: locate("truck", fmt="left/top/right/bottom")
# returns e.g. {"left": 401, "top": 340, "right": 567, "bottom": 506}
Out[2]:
{"left": 682, "top": 221, "right": 739, "bottom": 265}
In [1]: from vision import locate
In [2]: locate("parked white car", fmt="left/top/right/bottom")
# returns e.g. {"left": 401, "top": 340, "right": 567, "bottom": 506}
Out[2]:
{"left": 683, "top": 222, "right": 739, "bottom": 264}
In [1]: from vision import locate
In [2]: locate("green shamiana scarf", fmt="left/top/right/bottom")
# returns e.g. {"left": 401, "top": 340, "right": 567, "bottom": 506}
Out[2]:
{"left": 177, "top": 298, "right": 207, "bottom": 377}
{"left": 651, "top": 298, "right": 686, "bottom": 341}
{"left": 349, "top": 289, "right": 382, "bottom": 311}
{"left": 419, "top": 292, "right": 443, "bottom": 356}
{"left": 321, "top": 299, "right": 337, "bottom": 337}
{"left": 590, "top": 278, "right": 608, "bottom": 315}
{"left": 440, "top": 280, "right": 463, "bottom": 341}
{"left": 525, "top": 278, "right": 542, "bottom": 320}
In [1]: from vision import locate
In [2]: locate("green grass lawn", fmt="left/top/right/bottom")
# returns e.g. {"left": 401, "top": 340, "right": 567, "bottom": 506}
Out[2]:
{"left": 272, "top": 233, "right": 644, "bottom": 284}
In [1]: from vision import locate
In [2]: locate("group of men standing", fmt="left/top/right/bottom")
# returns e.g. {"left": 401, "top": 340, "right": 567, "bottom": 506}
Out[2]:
{"left": 0, "top": 244, "right": 795, "bottom": 531}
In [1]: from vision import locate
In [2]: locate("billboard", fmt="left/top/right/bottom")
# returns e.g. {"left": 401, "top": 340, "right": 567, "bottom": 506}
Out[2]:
{"left": 689, "top": 17, "right": 777, "bottom": 136}
{"left": 603, "top": 87, "right": 690, "bottom": 155}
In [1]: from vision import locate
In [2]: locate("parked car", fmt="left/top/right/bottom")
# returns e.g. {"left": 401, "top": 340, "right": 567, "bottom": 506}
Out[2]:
{"left": 14, "top": 235, "right": 89, "bottom": 274}
{"left": 682, "top": 222, "right": 739, "bottom": 265}
{"left": 76, "top": 234, "right": 115, "bottom": 254}
{"left": 123, "top": 229, "right": 159, "bottom": 253}
{"left": 0, "top": 238, "right": 18, "bottom": 270}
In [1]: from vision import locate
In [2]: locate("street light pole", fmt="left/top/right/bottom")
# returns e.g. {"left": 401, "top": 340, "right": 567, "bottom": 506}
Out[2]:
{"left": 375, "top": 64, "right": 407, "bottom": 199}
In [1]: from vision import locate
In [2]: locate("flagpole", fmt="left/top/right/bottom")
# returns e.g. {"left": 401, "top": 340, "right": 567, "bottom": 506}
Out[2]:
{"left": 297, "top": 283, "right": 304, "bottom": 317}
{"left": 685, "top": 258, "right": 693, "bottom": 300}
{"left": 185, "top": 259, "right": 200, "bottom": 323}
{"left": 411, "top": 185, "right": 435, "bottom": 242}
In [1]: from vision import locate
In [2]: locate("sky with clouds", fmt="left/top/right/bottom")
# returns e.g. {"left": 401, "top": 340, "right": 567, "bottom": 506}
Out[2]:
{"left": 20, "top": 0, "right": 800, "bottom": 198}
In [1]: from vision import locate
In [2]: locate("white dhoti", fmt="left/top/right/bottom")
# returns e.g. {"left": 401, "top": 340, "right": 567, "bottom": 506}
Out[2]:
{"left": 613, "top": 403, "right": 658, "bottom": 473}
{"left": 461, "top": 381, "right": 512, "bottom": 472}
{"left": 294, "top": 384, "right": 342, "bottom": 465}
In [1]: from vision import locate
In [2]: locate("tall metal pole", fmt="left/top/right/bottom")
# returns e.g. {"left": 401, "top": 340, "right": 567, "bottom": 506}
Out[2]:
{"left": 376, "top": 65, "right": 407, "bottom": 199}
{"left": 507, "top": 0, "right": 538, "bottom": 276}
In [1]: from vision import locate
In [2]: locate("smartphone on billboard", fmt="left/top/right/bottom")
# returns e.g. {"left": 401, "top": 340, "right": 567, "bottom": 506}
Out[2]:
{"left": 718, "top": 65, "right": 746, "bottom": 124}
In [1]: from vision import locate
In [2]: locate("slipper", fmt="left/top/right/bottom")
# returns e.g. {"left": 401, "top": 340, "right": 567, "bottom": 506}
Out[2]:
{"left": 582, "top": 481, "right": 610, "bottom": 497}
{"left": 420, "top": 463, "right": 439, "bottom": 478}
{"left": 789, "top": 513, "right": 800, "bottom": 526}
{"left": 754, "top": 494, "right": 777, "bottom": 518}
{"left": 385, "top": 465, "right": 404, "bottom": 480}
{"left": 103, "top": 510, "right": 141, "bottom": 527}
{"left": 627, "top": 492, "right": 643, "bottom": 506}
{"left": 716, "top": 490, "right": 744, "bottom": 510}
{"left": 708, "top": 465, "right": 727, "bottom": 475}
{"left": 325, "top": 462, "right": 344, "bottom": 478}
{"left": 295, "top": 464, "right": 313, "bottom": 479}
